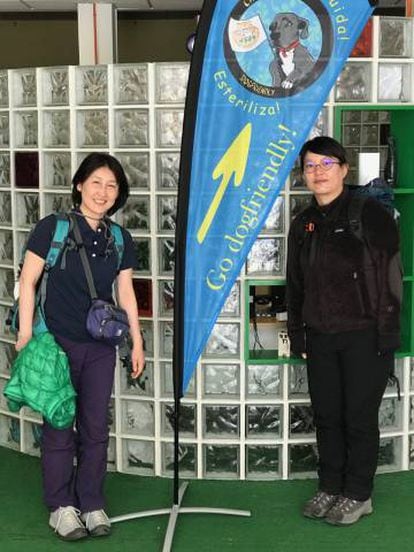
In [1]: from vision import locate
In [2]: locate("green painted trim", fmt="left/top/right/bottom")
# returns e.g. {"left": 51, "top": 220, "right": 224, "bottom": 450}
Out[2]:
{"left": 333, "top": 108, "right": 342, "bottom": 140}
{"left": 390, "top": 110, "right": 414, "bottom": 188}
{"left": 396, "top": 351, "right": 414, "bottom": 358}
{"left": 247, "top": 350, "right": 413, "bottom": 363}
{"left": 248, "top": 347, "right": 305, "bottom": 364}
{"left": 245, "top": 278, "right": 286, "bottom": 286}
{"left": 394, "top": 188, "right": 414, "bottom": 195}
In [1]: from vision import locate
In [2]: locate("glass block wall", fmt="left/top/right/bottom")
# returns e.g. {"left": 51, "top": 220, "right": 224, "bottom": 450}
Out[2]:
{"left": 1, "top": 16, "right": 414, "bottom": 480}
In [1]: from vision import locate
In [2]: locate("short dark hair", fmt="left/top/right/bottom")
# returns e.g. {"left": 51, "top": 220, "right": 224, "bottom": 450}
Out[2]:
{"left": 71, "top": 152, "right": 129, "bottom": 216}
{"left": 299, "top": 136, "right": 348, "bottom": 172}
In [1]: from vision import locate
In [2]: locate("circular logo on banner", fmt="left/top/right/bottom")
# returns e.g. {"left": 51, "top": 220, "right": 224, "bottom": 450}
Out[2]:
{"left": 224, "top": 0, "right": 333, "bottom": 98}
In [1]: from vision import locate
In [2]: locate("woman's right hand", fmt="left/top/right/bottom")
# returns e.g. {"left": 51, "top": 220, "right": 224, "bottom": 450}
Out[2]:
{"left": 15, "top": 332, "right": 32, "bottom": 352}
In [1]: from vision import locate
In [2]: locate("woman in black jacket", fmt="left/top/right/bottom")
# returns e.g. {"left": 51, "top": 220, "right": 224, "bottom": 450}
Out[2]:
{"left": 287, "top": 136, "right": 402, "bottom": 526}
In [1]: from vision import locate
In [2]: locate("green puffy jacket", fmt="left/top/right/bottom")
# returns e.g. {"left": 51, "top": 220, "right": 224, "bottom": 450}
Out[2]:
{"left": 3, "top": 332, "right": 76, "bottom": 429}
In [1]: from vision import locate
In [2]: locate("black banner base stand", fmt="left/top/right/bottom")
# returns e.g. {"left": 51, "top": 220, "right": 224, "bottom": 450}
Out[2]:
{"left": 110, "top": 481, "right": 251, "bottom": 552}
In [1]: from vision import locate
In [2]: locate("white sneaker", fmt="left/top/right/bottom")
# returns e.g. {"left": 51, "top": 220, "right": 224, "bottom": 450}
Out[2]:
{"left": 49, "top": 506, "right": 88, "bottom": 541}
{"left": 81, "top": 509, "right": 111, "bottom": 537}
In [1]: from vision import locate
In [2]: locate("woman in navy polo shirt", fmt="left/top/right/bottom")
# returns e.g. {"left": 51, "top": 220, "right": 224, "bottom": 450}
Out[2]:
{"left": 16, "top": 153, "right": 145, "bottom": 541}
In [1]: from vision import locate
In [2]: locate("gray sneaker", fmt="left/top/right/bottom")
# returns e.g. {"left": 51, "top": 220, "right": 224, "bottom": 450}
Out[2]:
{"left": 303, "top": 491, "right": 339, "bottom": 519}
{"left": 81, "top": 509, "right": 111, "bottom": 537}
{"left": 325, "top": 496, "right": 373, "bottom": 526}
{"left": 49, "top": 506, "right": 88, "bottom": 541}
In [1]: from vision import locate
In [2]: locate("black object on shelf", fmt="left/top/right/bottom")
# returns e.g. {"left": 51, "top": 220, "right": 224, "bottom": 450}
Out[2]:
{"left": 250, "top": 285, "right": 286, "bottom": 319}
{"left": 384, "top": 135, "right": 398, "bottom": 188}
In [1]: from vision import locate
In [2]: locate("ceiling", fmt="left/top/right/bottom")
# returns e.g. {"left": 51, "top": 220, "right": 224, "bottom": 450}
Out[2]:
{"left": 0, "top": 0, "right": 203, "bottom": 11}
{"left": 0, "top": 0, "right": 407, "bottom": 14}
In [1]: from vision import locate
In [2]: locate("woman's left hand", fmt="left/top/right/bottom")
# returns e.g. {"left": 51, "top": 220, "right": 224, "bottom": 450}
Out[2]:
{"left": 130, "top": 339, "right": 145, "bottom": 379}
{"left": 116, "top": 268, "right": 146, "bottom": 378}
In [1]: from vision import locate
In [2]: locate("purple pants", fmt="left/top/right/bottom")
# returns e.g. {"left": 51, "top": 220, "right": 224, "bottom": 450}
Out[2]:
{"left": 41, "top": 335, "right": 116, "bottom": 512}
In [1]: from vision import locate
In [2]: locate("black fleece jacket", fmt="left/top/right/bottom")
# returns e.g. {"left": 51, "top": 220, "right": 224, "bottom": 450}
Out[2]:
{"left": 287, "top": 187, "right": 403, "bottom": 356}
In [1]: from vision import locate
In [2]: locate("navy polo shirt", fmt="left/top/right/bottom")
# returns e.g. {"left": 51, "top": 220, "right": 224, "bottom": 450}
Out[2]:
{"left": 26, "top": 213, "right": 137, "bottom": 342}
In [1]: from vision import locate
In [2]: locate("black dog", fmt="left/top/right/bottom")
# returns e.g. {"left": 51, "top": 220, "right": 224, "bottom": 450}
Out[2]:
{"left": 269, "top": 12, "right": 315, "bottom": 90}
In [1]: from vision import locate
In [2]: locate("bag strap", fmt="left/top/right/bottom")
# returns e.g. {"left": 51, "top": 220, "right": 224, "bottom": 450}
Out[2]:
{"left": 109, "top": 222, "right": 124, "bottom": 272}
{"left": 347, "top": 194, "right": 367, "bottom": 243}
{"left": 37, "top": 213, "right": 71, "bottom": 330}
{"left": 45, "top": 213, "right": 71, "bottom": 268}
{"left": 69, "top": 213, "right": 98, "bottom": 301}
{"left": 67, "top": 214, "right": 124, "bottom": 299}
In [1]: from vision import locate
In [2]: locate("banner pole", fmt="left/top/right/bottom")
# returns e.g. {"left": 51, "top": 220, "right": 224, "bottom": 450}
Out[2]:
{"left": 173, "top": 373, "right": 181, "bottom": 505}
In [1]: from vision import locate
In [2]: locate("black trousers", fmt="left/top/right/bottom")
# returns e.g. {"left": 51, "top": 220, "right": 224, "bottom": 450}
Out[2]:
{"left": 306, "top": 328, "right": 391, "bottom": 501}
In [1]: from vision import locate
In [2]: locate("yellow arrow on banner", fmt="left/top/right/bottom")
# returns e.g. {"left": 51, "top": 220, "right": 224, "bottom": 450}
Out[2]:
{"left": 197, "top": 123, "right": 252, "bottom": 244}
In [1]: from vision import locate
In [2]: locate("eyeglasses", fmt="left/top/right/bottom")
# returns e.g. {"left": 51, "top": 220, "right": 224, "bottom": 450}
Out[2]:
{"left": 303, "top": 158, "right": 341, "bottom": 173}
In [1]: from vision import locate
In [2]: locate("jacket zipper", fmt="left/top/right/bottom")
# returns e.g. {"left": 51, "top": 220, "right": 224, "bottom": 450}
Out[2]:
{"left": 352, "top": 270, "right": 366, "bottom": 316}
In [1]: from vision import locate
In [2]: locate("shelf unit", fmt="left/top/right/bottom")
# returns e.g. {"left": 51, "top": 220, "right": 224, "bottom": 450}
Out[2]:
{"left": 1, "top": 16, "right": 414, "bottom": 480}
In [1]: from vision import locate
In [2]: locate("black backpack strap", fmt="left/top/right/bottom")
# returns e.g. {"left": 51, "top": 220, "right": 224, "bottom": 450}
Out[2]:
{"left": 347, "top": 194, "right": 367, "bottom": 243}
{"left": 69, "top": 213, "right": 98, "bottom": 300}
